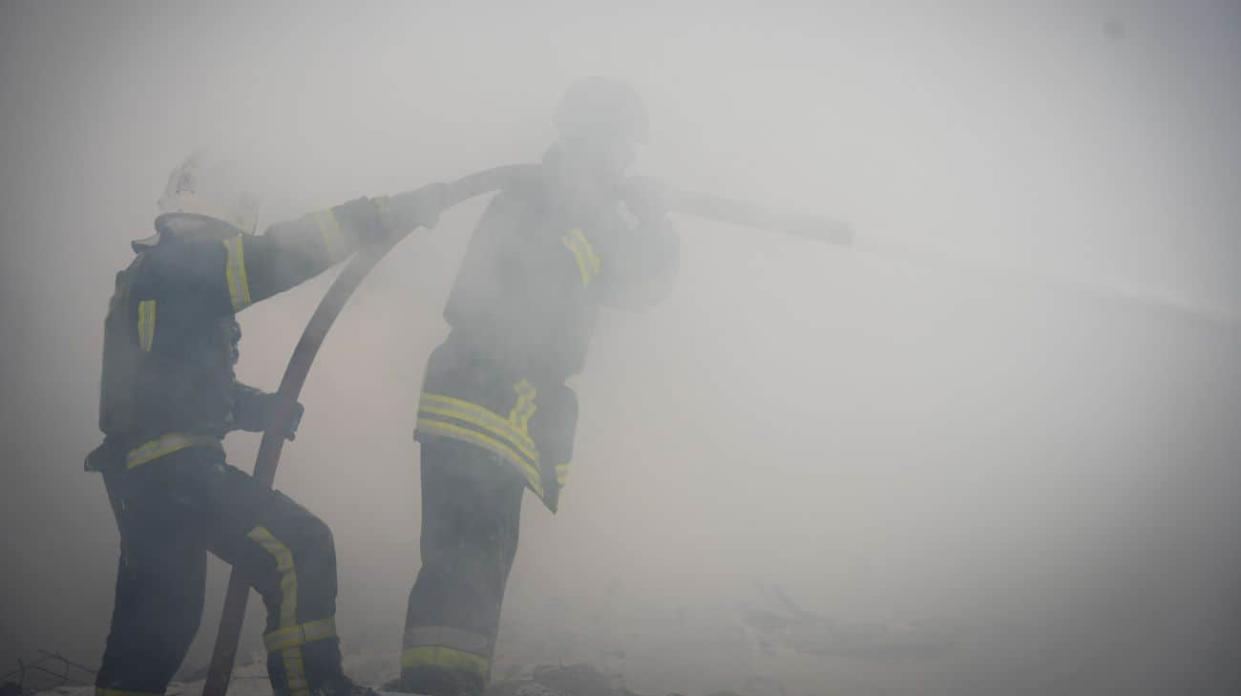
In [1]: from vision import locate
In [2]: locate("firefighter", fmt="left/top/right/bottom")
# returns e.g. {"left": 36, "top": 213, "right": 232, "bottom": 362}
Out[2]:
{"left": 86, "top": 154, "right": 444, "bottom": 696}
{"left": 396, "top": 77, "right": 680, "bottom": 695}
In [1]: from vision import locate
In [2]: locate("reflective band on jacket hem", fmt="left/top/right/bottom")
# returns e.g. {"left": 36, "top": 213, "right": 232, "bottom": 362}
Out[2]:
{"left": 136, "top": 300, "right": 156, "bottom": 352}
{"left": 222, "top": 235, "right": 252, "bottom": 312}
{"left": 417, "top": 418, "right": 543, "bottom": 497}
{"left": 511, "top": 379, "right": 537, "bottom": 432}
{"left": 97, "top": 688, "right": 163, "bottom": 696}
{"left": 264, "top": 616, "right": 337, "bottom": 652}
{"left": 126, "top": 433, "right": 221, "bottom": 469}
{"left": 400, "top": 645, "right": 489, "bottom": 676}
{"left": 555, "top": 461, "right": 571, "bottom": 487}
{"left": 420, "top": 393, "right": 537, "bottom": 459}
{"left": 247, "top": 525, "right": 309, "bottom": 696}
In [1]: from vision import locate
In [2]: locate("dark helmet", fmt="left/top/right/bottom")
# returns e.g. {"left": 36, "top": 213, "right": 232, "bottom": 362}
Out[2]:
{"left": 554, "top": 76, "right": 649, "bottom": 145}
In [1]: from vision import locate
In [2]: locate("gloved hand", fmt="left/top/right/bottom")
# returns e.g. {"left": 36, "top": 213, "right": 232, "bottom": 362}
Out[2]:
{"left": 231, "top": 384, "right": 305, "bottom": 441}
{"left": 620, "top": 175, "right": 669, "bottom": 223}
{"left": 380, "top": 182, "right": 448, "bottom": 238}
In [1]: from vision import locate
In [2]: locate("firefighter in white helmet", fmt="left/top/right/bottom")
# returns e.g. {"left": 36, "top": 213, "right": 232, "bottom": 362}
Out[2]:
{"left": 87, "top": 153, "right": 444, "bottom": 696}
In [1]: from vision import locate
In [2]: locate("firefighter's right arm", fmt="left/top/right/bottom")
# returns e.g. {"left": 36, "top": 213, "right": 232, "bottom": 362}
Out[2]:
{"left": 230, "top": 184, "right": 445, "bottom": 310}
{"left": 230, "top": 383, "right": 303, "bottom": 440}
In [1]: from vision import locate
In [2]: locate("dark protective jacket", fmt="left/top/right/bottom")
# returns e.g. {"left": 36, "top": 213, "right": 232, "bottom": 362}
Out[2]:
{"left": 414, "top": 168, "right": 679, "bottom": 511}
{"left": 89, "top": 196, "right": 402, "bottom": 472}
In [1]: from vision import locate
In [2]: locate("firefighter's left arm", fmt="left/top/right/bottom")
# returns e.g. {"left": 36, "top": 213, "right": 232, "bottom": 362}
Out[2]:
{"left": 229, "top": 184, "right": 445, "bottom": 310}
{"left": 598, "top": 177, "right": 681, "bottom": 310}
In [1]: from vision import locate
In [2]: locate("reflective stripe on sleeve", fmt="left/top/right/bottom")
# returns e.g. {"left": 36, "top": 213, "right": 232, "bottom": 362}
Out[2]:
{"left": 136, "top": 300, "right": 156, "bottom": 352}
{"left": 561, "top": 227, "right": 602, "bottom": 285}
{"left": 126, "top": 433, "right": 221, "bottom": 469}
{"left": 315, "top": 209, "right": 348, "bottom": 263}
{"left": 222, "top": 235, "right": 252, "bottom": 312}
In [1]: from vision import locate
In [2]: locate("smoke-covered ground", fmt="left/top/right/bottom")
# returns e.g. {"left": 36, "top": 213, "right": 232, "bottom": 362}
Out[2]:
{"left": 3, "top": 2, "right": 1241, "bottom": 695}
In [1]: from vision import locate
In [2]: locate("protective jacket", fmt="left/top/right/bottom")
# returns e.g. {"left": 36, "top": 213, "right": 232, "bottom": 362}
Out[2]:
{"left": 89, "top": 197, "right": 396, "bottom": 471}
{"left": 90, "top": 191, "right": 432, "bottom": 696}
{"left": 414, "top": 166, "right": 680, "bottom": 511}
{"left": 401, "top": 164, "right": 678, "bottom": 693}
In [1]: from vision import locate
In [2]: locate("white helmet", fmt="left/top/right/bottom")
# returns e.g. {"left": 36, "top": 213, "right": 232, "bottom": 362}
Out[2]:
{"left": 156, "top": 152, "right": 261, "bottom": 234}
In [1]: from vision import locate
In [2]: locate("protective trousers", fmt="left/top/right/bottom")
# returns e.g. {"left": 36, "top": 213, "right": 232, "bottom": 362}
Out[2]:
{"left": 95, "top": 446, "right": 342, "bottom": 696}
{"left": 400, "top": 439, "right": 525, "bottom": 696}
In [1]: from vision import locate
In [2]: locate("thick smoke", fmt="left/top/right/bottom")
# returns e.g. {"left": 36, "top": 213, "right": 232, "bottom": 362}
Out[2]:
{"left": 2, "top": 2, "right": 1240, "bottom": 695}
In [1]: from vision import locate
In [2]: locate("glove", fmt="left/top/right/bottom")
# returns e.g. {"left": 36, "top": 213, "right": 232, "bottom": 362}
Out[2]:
{"left": 380, "top": 182, "right": 447, "bottom": 238}
{"left": 232, "top": 385, "right": 305, "bottom": 441}
{"left": 620, "top": 175, "right": 669, "bottom": 223}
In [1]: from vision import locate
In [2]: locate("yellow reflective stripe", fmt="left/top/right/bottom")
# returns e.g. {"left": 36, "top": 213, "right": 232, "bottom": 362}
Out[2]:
{"left": 555, "top": 462, "right": 571, "bottom": 487}
{"left": 264, "top": 617, "right": 337, "bottom": 652}
{"left": 401, "top": 645, "right": 489, "bottom": 677}
{"left": 126, "top": 433, "right": 221, "bottom": 469}
{"left": 561, "top": 227, "right": 601, "bottom": 285}
{"left": 247, "top": 525, "right": 309, "bottom": 696}
{"left": 405, "top": 625, "right": 492, "bottom": 654}
{"left": 418, "top": 418, "right": 544, "bottom": 497}
{"left": 281, "top": 647, "right": 308, "bottom": 695}
{"left": 136, "top": 300, "right": 156, "bottom": 352}
{"left": 420, "top": 393, "right": 537, "bottom": 459}
{"left": 423, "top": 392, "right": 536, "bottom": 444}
{"left": 97, "top": 689, "right": 162, "bottom": 696}
{"left": 314, "top": 209, "right": 347, "bottom": 263}
{"left": 419, "top": 403, "right": 537, "bottom": 461}
{"left": 222, "top": 235, "right": 252, "bottom": 312}
{"left": 510, "top": 380, "right": 537, "bottom": 433}
{"left": 247, "top": 526, "right": 297, "bottom": 627}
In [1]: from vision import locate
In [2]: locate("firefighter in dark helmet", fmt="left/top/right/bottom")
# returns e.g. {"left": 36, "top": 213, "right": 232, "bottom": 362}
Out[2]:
{"left": 396, "top": 78, "right": 680, "bottom": 695}
{"left": 87, "top": 154, "right": 444, "bottom": 696}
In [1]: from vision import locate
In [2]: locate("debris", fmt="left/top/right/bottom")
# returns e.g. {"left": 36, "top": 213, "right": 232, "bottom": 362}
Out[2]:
{"left": 487, "top": 663, "right": 642, "bottom": 696}
{"left": 741, "top": 585, "right": 957, "bottom": 661}
{"left": 1, "top": 651, "right": 96, "bottom": 696}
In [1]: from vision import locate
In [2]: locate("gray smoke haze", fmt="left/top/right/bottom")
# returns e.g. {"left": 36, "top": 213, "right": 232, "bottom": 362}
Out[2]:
{"left": 3, "top": 1, "right": 1241, "bottom": 694}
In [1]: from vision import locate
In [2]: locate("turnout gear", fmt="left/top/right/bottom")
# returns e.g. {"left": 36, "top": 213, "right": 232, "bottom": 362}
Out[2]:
{"left": 399, "top": 120, "right": 678, "bottom": 694}
{"left": 400, "top": 439, "right": 524, "bottom": 696}
{"left": 94, "top": 192, "right": 439, "bottom": 454}
{"left": 96, "top": 447, "right": 341, "bottom": 696}
{"left": 91, "top": 161, "right": 446, "bottom": 696}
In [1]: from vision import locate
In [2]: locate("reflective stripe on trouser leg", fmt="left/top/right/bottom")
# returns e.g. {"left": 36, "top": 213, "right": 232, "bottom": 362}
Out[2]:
{"left": 263, "top": 617, "right": 338, "bottom": 652}
{"left": 401, "top": 647, "right": 490, "bottom": 679}
{"left": 401, "top": 624, "right": 492, "bottom": 678}
{"left": 401, "top": 440, "right": 525, "bottom": 688}
{"left": 247, "top": 525, "right": 311, "bottom": 696}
